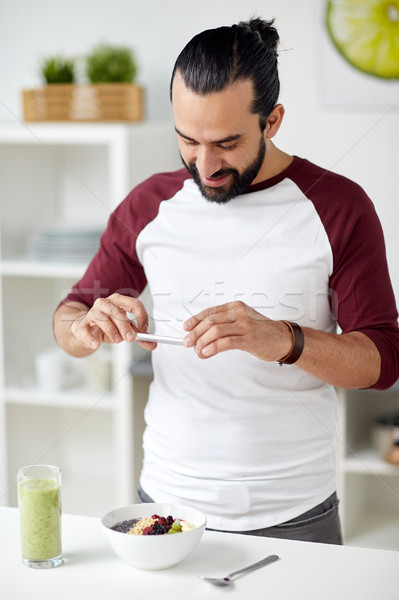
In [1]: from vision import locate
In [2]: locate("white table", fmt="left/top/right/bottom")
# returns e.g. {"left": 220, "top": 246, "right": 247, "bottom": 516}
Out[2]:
{"left": 1, "top": 506, "right": 398, "bottom": 599}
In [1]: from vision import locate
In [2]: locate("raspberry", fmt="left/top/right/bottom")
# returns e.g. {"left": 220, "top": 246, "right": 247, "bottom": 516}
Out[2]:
{"left": 142, "top": 526, "right": 153, "bottom": 535}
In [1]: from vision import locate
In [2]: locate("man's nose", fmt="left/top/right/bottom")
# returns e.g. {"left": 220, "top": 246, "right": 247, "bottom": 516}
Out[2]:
{"left": 195, "top": 147, "right": 223, "bottom": 179}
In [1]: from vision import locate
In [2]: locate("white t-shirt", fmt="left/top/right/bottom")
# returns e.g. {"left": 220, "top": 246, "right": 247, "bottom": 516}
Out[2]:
{"left": 64, "top": 157, "right": 399, "bottom": 530}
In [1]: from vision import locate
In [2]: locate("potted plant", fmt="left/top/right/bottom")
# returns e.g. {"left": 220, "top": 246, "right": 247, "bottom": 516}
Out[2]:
{"left": 85, "top": 43, "right": 137, "bottom": 83}
{"left": 41, "top": 56, "right": 76, "bottom": 84}
{"left": 22, "top": 44, "right": 143, "bottom": 123}
{"left": 81, "top": 43, "right": 143, "bottom": 121}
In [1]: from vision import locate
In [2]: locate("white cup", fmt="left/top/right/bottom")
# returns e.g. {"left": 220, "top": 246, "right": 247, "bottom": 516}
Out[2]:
{"left": 35, "top": 347, "right": 83, "bottom": 391}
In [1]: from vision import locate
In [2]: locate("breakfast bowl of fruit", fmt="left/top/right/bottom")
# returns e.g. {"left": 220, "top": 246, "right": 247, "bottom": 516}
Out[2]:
{"left": 101, "top": 502, "right": 207, "bottom": 570}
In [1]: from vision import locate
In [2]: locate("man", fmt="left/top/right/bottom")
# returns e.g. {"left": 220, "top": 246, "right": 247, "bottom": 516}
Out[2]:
{"left": 53, "top": 18, "right": 399, "bottom": 544}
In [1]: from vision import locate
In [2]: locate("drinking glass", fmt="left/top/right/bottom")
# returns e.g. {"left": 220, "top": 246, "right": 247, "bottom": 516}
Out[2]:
{"left": 17, "top": 464, "right": 62, "bottom": 568}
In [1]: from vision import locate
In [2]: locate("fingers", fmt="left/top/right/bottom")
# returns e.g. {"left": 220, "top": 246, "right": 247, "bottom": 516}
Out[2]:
{"left": 72, "top": 294, "right": 154, "bottom": 351}
{"left": 90, "top": 296, "right": 137, "bottom": 341}
{"left": 72, "top": 320, "right": 103, "bottom": 351}
{"left": 183, "top": 303, "right": 237, "bottom": 332}
{"left": 184, "top": 302, "right": 287, "bottom": 361}
{"left": 136, "top": 341, "right": 158, "bottom": 351}
{"left": 196, "top": 334, "right": 243, "bottom": 358}
{"left": 183, "top": 303, "right": 247, "bottom": 358}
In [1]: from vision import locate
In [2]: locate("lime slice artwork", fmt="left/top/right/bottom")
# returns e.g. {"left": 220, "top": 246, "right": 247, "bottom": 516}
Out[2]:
{"left": 326, "top": 0, "right": 399, "bottom": 79}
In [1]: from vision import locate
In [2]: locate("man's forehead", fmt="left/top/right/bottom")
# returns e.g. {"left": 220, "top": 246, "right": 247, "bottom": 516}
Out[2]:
{"left": 172, "top": 73, "right": 256, "bottom": 136}
{"left": 172, "top": 71, "right": 254, "bottom": 102}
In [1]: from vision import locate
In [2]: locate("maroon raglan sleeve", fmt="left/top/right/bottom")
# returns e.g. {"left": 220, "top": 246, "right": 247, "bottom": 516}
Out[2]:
{"left": 295, "top": 160, "right": 399, "bottom": 390}
{"left": 58, "top": 169, "right": 188, "bottom": 309}
{"left": 61, "top": 201, "right": 147, "bottom": 308}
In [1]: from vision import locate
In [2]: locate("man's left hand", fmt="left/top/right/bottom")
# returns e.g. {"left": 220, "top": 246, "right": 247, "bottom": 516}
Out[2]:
{"left": 183, "top": 301, "right": 291, "bottom": 361}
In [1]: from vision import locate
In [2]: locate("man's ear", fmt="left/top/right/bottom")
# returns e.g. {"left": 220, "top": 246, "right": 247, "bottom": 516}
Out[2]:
{"left": 265, "top": 104, "right": 285, "bottom": 139}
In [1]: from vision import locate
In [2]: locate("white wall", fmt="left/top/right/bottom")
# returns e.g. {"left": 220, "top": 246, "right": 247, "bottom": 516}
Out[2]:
{"left": 1, "top": 0, "right": 399, "bottom": 298}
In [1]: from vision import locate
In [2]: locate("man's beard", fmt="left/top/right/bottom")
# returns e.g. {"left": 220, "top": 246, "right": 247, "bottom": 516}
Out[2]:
{"left": 181, "top": 135, "right": 266, "bottom": 204}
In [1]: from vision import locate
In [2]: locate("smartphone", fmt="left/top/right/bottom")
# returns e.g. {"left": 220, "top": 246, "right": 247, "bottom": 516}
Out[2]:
{"left": 135, "top": 332, "right": 185, "bottom": 346}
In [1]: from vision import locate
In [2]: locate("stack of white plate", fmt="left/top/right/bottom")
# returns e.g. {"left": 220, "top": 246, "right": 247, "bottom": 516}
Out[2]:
{"left": 29, "top": 223, "right": 104, "bottom": 263}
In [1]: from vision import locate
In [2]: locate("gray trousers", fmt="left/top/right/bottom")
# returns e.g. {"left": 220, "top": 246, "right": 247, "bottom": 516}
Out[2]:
{"left": 137, "top": 487, "right": 343, "bottom": 545}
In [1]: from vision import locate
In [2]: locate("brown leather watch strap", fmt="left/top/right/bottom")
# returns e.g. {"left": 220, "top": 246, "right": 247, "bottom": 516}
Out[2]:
{"left": 278, "top": 321, "right": 305, "bottom": 365}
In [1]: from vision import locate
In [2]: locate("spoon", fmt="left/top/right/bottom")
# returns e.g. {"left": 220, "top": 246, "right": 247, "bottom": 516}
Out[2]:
{"left": 200, "top": 554, "right": 279, "bottom": 586}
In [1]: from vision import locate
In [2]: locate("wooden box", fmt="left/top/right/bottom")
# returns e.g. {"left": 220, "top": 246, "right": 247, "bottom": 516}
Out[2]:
{"left": 22, "top": 83, "right": 144, "bottom": 122}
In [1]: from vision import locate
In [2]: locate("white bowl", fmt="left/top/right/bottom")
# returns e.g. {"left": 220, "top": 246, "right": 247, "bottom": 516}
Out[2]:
{"left": 101, "top": 502, "right": 207, "bottom": 570}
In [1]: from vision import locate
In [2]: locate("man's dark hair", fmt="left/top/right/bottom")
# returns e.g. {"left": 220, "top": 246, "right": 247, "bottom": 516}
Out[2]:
{"left": 170, "top": 18, "right": 280, "bottom": 130}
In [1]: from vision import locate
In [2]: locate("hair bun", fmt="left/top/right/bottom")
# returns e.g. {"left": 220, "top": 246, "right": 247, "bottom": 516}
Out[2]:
{"left": 240, "top": 17, "right": 280, "bottom": 54}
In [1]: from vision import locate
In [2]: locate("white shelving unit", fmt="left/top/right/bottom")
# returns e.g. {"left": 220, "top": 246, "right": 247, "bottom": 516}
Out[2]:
{"left": 337, "top": 386, "right": 399, "bottom": 551}
{"left": 0, "top": 121, "right": 178, "bottom": 516}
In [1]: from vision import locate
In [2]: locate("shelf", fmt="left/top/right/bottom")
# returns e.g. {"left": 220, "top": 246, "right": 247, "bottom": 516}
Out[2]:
{"left": 2, "top": 386, "right": 115, "bottom": 411}
{"left": 345, "top": 511, "right": 399, "bottom": 551}
{"left": 0, "top": 120, "right": 180, "bottom": 513}
{"left": 343, "top": 447, "right": 399, "bottom": 476}
{"left": 0, "top": 122, "right": 132, "bottom": 145}
{"left": 0, "top": 121, "right": 176, "bottom": 149}
{"left": 0, "top": 258, "right": 87, "bottom": 279}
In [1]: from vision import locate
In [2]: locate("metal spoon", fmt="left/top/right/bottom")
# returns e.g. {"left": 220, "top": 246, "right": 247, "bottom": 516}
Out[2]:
{"left": 199, "top": 554, "right": 279, "bottom": 586}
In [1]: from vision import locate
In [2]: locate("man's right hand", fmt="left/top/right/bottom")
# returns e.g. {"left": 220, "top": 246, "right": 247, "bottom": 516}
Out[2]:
{"left": 53, "top": 294, "right": 157, "bottom": 357}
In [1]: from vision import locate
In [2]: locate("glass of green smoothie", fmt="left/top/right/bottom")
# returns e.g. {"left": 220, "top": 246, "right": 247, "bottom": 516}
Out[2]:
{"left": 17, "top": 464, "right": 62, "bottom": 568}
